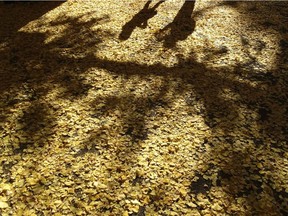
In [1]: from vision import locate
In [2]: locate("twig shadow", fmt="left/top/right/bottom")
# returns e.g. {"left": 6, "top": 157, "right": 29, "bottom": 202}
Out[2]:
{"left": 0, "top": 1, "right": 64, "bottom": 41}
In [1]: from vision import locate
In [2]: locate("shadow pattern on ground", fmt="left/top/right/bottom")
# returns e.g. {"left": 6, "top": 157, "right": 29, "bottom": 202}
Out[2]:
{"left": 0, "top": 1, "right": 287, "bottom": 215}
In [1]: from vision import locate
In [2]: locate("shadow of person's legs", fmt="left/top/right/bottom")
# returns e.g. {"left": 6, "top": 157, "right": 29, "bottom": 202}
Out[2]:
{"left": 157, "top": 0, "right": 196, "bottom": 48}
{"left": 119, "top": 0, "right": 164, "bottom": 40}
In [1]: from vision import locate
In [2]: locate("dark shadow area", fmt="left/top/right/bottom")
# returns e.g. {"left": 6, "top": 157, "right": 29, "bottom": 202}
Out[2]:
{"left": 216, "top": 150, "right": 287, "bottom": 215}
{"left": 82, "top": 46, "right": 287, "bottom": 144}
{"left": 0, "top": 1, "right": 287, "bottom": 215}
{"left": 0, "top": 1, "right": 64, "bottom": 42}
{"left": 14, "top": 101, "right": 57, "bottom": 154}
{"left": 190, "top": 2, "right": 287, "bottom": 214}
{"left": 81, "top": 0, "right": 287, "bottom": 209}
{"left": 0, "top": 6, "right": 113, "bottom": 156}
{"left": 0, "top": 13, "right": 112, "bottom": 94}
{"left": 156, "top": 0, "right": 196, "bottom": 48}
{"left": 119, "top": 0, "right": 164, "bottom": 40}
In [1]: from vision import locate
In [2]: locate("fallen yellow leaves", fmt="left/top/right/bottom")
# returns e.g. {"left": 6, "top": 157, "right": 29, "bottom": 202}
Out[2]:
{"left": 0, "top": 0, "right": 287, "bottom": 215}
{"left": 0, "top": 197, "right": 9, "bottom": 209}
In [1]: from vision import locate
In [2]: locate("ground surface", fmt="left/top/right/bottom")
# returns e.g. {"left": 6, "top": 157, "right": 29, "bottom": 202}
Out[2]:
{"left": 0, "top": 0, "right": 287, "bottom": 215}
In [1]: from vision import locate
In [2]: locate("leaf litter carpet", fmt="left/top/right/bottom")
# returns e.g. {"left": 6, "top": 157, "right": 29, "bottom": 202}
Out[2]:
{"left": 0, "top": 0, "right": 287, "bottom": 215}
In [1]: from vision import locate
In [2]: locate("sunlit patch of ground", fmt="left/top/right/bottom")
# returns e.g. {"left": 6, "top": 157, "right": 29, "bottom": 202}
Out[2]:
{"left": 0, "top": 0, "right": 287, "bottom": 215}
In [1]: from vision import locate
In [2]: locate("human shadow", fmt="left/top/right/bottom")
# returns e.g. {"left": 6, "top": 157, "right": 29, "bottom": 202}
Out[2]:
{"left": 187, "top": 1, "right": 288, "bottom": 214}
{"left": 119, "top": 0, "right": 164, "bottom": 40}
{"left": 156, "top": 0, "right": 196, "bottom": 48}
{"left": 1, "top": 1, "right": 287, "bottom": 214}
{"left": 78, "top": 33, "right": 287, "bottom": 211}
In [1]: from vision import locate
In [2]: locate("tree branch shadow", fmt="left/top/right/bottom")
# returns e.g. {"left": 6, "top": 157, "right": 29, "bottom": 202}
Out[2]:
{"left": 0, "top": 1, "right": 64, "bottom": 42}
{"left": 0, "top": 1, "right": 287, "bottom": 214}
{"left": 0, "top": 8, "right": 113, "bottom": 156}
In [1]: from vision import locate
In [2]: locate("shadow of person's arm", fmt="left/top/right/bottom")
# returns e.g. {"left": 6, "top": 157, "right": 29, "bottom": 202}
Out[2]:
{"left": 119, "top": 1, "right": 164, "bottom": 40}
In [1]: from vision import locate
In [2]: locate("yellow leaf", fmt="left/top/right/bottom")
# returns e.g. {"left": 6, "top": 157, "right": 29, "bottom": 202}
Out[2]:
{"left": 212, "top": 203, "right": 222, "bottom": 211}
{"left": 0, "top": 183, "right": 11, "bottom": 192}
{"left": 64, "top": 181, "right": 74, "bottom": 186}
{"left": 23, "top": 209, "right": 37, "bottom": 216}
{"left": 186, "top": 202, "right": 197, "bottom": 208}
{"left": 179, "top": 187, "right": 187, "bottom": 196}
{"left": 0, "top": 200, "right": 8, "bottom": 208}
{"left": 129, "top": 204, "right": 139, "bottom": 213}
{"left": 122, "top": 211, "right": 129, "bottom": 216}
{"left": 26, "top": 177, "right": 38, "bottom": 185}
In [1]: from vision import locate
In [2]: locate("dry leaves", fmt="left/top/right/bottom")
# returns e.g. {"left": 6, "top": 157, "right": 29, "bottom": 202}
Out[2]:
{"left": 0, "top": 0, "right": 287, "bottom": 215}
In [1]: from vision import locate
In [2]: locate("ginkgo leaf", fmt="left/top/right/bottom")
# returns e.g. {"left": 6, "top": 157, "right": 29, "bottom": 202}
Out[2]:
{"left": 0, "top": 201, "right": 9, "bottom": 209}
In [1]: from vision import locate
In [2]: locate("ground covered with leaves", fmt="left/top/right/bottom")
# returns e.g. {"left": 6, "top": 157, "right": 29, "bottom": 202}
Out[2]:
{"left": 0, "top": 0, "right": 287, "bottom": 215}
